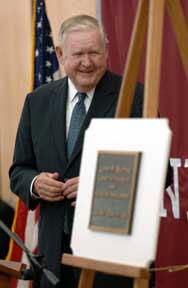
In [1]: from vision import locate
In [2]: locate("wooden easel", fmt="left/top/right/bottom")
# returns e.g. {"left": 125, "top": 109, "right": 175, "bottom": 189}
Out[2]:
{"left": 62, "top": 0, "right": 188, "bottom": 287}
{"left": 0, "top": 260, "right": 26, "bottom": 288}
{"left": 62, "top": 254, "right": 150, "bottom": 288}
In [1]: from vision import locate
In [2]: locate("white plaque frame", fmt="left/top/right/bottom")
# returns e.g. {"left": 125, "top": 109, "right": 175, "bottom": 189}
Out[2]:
{"left": 71, "top": 119, "right": 171, "bottom": 268}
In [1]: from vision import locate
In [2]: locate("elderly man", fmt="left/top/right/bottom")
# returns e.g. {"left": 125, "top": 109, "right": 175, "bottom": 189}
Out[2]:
{"left": 9, "top": 14, "right": 143, "bottom": 288}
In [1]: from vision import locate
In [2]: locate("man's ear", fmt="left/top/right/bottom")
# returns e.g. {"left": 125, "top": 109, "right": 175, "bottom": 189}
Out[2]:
{"left": 55, "top": 46, "right": 64, "bottom": 65}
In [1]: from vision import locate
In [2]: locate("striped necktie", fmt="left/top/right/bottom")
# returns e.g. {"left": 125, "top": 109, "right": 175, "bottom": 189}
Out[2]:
{"left": 67, "top": 92, "right": 87, "bottom": 159}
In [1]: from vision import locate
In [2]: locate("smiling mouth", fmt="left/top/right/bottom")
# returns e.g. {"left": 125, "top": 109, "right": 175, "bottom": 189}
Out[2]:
{"left": 79, "top": 70, "right": 94, "bottom": 73}
{"left": 79, "top": 71, "right": 94, "bottom": 77}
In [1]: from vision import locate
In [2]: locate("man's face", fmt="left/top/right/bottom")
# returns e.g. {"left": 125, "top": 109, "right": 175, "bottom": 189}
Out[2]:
{"left": 56, "top": 29, "right": 108, "bottom": 92}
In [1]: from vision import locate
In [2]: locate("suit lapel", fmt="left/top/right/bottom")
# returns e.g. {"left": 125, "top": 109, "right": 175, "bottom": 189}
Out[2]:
{"left": 51, "top": 78, "right": 68, "bottom": 168}
{"left": 67, "top": 71, "right": 118, "bottom": 165}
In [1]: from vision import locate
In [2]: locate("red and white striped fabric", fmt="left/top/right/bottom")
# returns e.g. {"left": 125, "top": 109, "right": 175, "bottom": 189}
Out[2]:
{"left": 7, "top": 201, "right": 39, "bottom": 287}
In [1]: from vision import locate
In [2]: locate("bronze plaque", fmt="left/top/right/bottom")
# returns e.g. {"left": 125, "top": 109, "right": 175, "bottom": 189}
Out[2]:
{"left": 89, "top": 151, "right": 141, "bottom": 234}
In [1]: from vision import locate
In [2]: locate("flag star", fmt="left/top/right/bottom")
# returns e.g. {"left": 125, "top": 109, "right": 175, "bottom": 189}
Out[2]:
{"left": 37, "top": 22, "right": 42, "bottom": 28}
{"left": 35, "top": 49, "right": 39, "bottom": 57}
{"left": 46, "top": 61, "right": 52, "bottom": 68}
{"left": 46, "top": 76, "right": 52, "bottom": 83}
{"left": 46, "top": 46, "right": 54, "bottom": 53}
{"left": 38, "top": 73, "right": 42, "bottom": 81}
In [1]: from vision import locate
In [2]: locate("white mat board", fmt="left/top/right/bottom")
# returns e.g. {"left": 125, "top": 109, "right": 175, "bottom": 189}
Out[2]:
{"left": 71, "top": 119, "right": 171, "bottom": 268}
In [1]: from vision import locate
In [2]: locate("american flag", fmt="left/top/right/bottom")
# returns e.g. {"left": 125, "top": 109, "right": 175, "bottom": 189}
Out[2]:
{"left": 7, "top": 1, "right": 61, "bottom": 287}
{"left": 32, "top": 0, "right": 60, "bottom": 89}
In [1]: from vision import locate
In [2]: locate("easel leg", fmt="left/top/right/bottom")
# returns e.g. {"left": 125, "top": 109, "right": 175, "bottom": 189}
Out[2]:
{"left": 166, "top": 0, "right": 188, "bottom": 76}
{"left": 133, "top": 278, "right": 149, "bottom": 288}
{"left": 78, "top": 269, "right": 95, "bottom": 288}
{"left": 143, "top": 0, "right": 166, "bottom": 118}
{"left": 115, "top": 0, "right": 149, "bottom": 118}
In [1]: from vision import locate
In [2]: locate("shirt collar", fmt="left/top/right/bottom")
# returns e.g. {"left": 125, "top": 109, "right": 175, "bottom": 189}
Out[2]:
{"left": 68, "top": 78, "right": 95, "bottom": 102}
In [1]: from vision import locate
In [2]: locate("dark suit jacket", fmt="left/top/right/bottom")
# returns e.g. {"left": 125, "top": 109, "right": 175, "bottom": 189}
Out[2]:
{"left": 9, "top": 71, "right": 143, "bottom": 287}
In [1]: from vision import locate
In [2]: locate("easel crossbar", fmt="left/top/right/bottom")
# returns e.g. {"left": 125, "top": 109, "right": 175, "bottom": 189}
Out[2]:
{"left": 62, "top": 254, "right": 150, "bottom": 279}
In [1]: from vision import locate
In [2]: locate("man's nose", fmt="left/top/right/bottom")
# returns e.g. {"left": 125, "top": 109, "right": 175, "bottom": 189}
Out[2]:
{"left": 81, "top": 54, "right": 92, "bottom": 66}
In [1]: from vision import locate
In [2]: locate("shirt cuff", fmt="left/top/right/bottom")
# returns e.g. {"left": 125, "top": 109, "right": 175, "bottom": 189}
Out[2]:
{"left": 30, "top": 175, "right": 40, "bottom": 199}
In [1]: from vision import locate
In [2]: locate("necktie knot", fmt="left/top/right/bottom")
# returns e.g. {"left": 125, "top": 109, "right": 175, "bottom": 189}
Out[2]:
{"left": 77, "top": 92, "right": 87, "bottom": 102}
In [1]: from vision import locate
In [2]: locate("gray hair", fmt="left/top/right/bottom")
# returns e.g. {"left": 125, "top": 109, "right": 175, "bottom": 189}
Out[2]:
{"left": 58, "top": 14, "right": 108, "bottom": 52}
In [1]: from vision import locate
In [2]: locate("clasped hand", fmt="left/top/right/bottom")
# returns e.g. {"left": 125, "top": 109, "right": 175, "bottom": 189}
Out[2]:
{"left": 33, "top": 172, "right": 79, "bottom": 206}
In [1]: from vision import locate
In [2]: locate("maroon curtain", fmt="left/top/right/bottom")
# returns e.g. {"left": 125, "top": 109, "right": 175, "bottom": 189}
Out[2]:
{"left": 101, "top": 1, "right": 188, "bottom": 287}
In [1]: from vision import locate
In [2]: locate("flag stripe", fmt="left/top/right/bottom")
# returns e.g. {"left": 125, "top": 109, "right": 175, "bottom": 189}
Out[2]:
{"left": 6, "top": 200, "right": 28, "bottom": 261}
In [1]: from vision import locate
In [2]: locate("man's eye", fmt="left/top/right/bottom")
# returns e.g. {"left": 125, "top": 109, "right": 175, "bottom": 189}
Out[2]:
{"left": 90, "top": 52, "right": 100, "bottom": 55}
{"left": 74, "top": 52, "right": 82, "bottom": 56}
